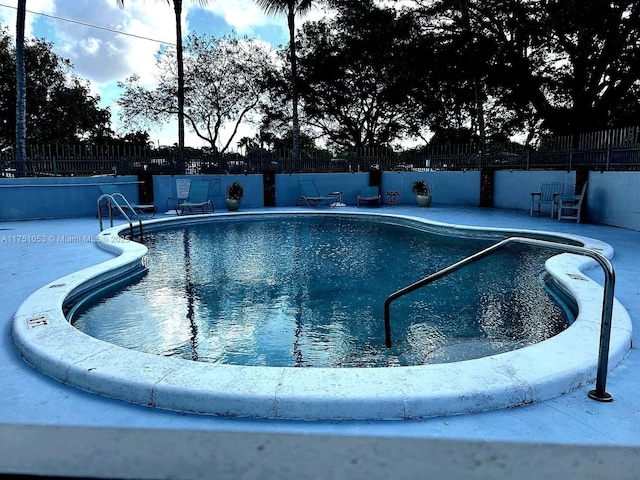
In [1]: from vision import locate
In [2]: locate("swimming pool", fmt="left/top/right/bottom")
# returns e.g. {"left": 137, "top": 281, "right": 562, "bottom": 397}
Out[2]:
{"left": 69, "top": 215, "right": 573, "bottom": 368}
{"left": 11, "top": 210, "right": 633, "bottom": 420}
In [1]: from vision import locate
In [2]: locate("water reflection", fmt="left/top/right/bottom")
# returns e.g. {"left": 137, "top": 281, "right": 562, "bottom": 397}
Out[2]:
{"left": 71, "top": 216, "right": 572, "bottom": 367}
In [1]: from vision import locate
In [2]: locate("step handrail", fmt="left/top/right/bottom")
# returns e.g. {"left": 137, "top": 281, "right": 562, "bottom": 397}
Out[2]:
{"left": 97, "top": 193, "right": 143, "bottom": 240}
{"left": 383, "top": 236, "right": 616, "bottom": 402}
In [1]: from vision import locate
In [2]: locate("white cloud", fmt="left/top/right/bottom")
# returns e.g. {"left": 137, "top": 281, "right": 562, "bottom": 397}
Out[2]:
{"left": 201, "top": 0, "right": 331, "bottom": 38}
{"left": 0, "top": 0, "right": 56, "bottom": 37}
{"left": 79, "top": 36, "right": 100, "bottom": 56}
{"left": 202, "top": 0, "right": 273, "bottom": 33}
{"left": 49, "top": 0, "right": 173, "bottom": 86}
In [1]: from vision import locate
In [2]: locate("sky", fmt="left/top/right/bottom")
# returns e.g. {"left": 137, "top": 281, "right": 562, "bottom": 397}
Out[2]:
{"left": 0, "top": 0, "right": 330, "bottom": 149}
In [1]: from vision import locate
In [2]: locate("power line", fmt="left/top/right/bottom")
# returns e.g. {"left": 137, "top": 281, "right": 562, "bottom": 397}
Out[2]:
{"left": 0, "top": 2, "right": 176, "bottom": 46}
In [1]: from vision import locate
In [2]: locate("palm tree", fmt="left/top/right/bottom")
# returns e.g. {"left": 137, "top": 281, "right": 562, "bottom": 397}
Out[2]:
{"left": 117, "top": 0, "right": 209, "bottom": 174}
{"left": 256, "top": 0, "right": 314, "bottom": 170}
{"left": 15, "top": 0, "right": 27, "bottom": 176}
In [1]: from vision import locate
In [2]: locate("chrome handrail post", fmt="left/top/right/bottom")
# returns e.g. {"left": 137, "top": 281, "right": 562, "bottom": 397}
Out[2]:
{"left": 96, "top": 193, "right": 143, "bottom": 240}
{"left": 383, "top": 237, "right": 617, "bottom": 402}
{"left": 587, "top": 250, "right": 616, "bottom": 402}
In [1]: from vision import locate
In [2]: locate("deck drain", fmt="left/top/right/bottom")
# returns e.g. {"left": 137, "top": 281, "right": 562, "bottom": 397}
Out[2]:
{"left": 567, "top": 273, "right": 588, "bottom": 281}
{"left": 49, "top": 283, "right": 66, "bottom": 288}
{"left": 27, "top": 316, "right": 48, "bottom": 328}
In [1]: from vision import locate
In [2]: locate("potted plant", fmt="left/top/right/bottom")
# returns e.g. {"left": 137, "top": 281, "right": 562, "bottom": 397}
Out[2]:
{"left": 226, "top": 181, "right": 244, "bottom": 211}
{"left": 411, "top": 179, "right": 432, "bottom": 207}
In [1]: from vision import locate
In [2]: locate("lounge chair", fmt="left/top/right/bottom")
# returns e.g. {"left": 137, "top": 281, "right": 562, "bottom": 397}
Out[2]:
{"left": 530, "top": 182, "right": 563, "bottom": 217}
{"left": 557, "top": 182, "right": 588, "bottom": 223}
{"left": 295, "top": 179, "right": 333, "bottom": 208}
{"left": 98, "top": 184, "right": 156, "bottom": 218}
{"left": 177, "top": 181, "right": 214, "bottom": 215}
{"left": 356, "top": 186, "right": 381, "bottom": 207}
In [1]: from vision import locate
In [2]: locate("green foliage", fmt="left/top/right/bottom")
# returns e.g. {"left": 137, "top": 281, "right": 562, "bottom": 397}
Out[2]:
{"left": 421, "top": 0, "right": 640, "bottom": 140}
{"left": 289, "top": 0, "right": 640, "bottom": 146}
{"left": 255, "top": 0, "right": 319, "bottom": 165}
{"left": 295, "top": 2, "right": 418, "bottom": 150}
{"left": 255, "top": 0, "right": 315, "bottom": 18}
{"left": 429, "top": 127, "right": 478, "bottom": 145}
{"left": 0, "top": 26, "right": 114, "bottom": 148}
{"left": 5, "top": 0, "right": 640, "bottom": 152}
{"left": 411, "top": 179, "right": 432, "bottom": 196}
{"left": 226, "top": 181, "right": 244, "bottom": 200}
{"left": 117, "top": 33, "right": 275, "bottom": 154}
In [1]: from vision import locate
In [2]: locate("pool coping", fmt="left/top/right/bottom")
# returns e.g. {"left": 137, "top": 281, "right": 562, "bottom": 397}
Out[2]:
{"left": 10, "top": 210, "right": 633, "bottom": 420}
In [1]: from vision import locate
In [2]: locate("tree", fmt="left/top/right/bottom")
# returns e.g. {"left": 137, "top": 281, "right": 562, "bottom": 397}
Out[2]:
{"left": 293, "top": 1, "right": 421, "bottom": 150}
{"left": 255, "top": 0, "right": 316, "bottom": 169}
{"left": 0, "top": 27, "right": 114, "bottom": 147}
{"left": 15, "top": 0, "right": 26, "bottom": 175}
{"left": 117, "top": 34, "right": 275, "bottom": 153}
{"left": 407, "top": 0, "right": 512, "bottom": 144}
{"left": 237, "top": 135, "right": 260, "bottom": 151}
{"left": 117, "top": 0, "right": 209, "bottom": 173}
{"left": 416, "top": 0, "right": 640, "bottom": 141}
{"left": 260, "top": 0, "right": 486, "bottom": 149}
{"left": 540, "top": 1, "right": 640, "bottom": 136}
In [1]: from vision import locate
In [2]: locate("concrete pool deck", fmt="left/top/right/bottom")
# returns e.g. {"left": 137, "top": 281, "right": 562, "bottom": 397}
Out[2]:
{"left": 1, "top": 206, "right": 639, "bottom": 478}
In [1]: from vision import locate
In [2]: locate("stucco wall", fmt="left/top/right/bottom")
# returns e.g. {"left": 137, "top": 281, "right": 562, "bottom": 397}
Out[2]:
{"left": 493, "top": 170, "right": 576, "bottom": 213}
{"left": 586, "top": 171, "right": 640, "bottom": 230}
{"left": 382, "top": 171, "right": 480, "bottom": 206}
{"left": 276, "top": 173, "right": 369, "bottom": 206}
{"left": 152, "top": 174, "right": 264, "bottom": 213}
{"left": 275, "top": 171, "right": 480, "bottom": 207}
{"left": 0, "top": 176, "right": 140, "bottom": 221}
{"left": 1, "top": 171, "right": 638, "bottom": 231}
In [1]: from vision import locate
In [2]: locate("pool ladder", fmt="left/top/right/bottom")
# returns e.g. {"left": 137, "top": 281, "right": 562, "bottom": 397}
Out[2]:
{"left": 97, "top": 193, "right": 143, "bottom": 240}
{"left": 383, "top": 236, "right": 616, "bottom": 402}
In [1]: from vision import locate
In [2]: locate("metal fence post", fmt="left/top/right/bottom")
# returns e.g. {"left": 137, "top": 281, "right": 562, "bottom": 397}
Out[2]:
{"left": 568, "top": 148, "right": 573, "bottom": 171}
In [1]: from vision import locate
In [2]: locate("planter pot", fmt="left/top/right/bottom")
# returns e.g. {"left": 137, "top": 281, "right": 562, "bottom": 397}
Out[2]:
{"left": 416, "top": 194, "right": 432, "bottom": 207}
{"left": 226, "top": 198, "right": 241, "bottom": 211}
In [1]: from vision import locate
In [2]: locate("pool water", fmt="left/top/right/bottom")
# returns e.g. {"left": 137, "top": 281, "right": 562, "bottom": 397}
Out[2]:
{"left": 70, "top": 215, "right": 572, "bottom": 367}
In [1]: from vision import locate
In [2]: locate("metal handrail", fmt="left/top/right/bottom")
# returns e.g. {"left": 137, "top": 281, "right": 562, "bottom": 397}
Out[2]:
{"left": 97, "top": 193, "right": 143, "bottom": 240}
{"left": 383, "top": 236, "right": 616, "bottom": 402}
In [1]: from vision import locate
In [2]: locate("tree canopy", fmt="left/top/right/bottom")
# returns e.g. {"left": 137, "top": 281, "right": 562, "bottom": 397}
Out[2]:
{"left": 0, "top": 26, "right": 114, "bottom": 149}
{"left": 256, "top": 0, "right": 318, "bottom": 165}
{"left": 117, "top": 1, "right": 212, "bottom": 173}
{"left": 4, "top": 0, "right": 640, "bottom": 152}
{"left": 295, "top": 2, "right": 418, "bottom": 150}
{"left": 410, "top": 0, "right": 640, "bottom": 143}
{"left": 117, "top": 33, "right": 275, "bottom": 154}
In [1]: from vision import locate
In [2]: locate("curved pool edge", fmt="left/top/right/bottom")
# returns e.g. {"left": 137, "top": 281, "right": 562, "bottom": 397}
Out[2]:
{"left": 11, "top": 210, "right": 633, "bottom": 420}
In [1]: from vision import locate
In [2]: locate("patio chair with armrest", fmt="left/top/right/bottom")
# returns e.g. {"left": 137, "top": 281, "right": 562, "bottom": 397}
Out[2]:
{"left": 296, "top": 179, "right": 333, "bottom": 208}
{"left": 530, "top": 182, "right": 563, "bottom": 217}
{"left": 98, "top": 184, "right": 156, "bottom": 218}
{"left": 557, "top": 182, "right": 588, "bottom": 223}
{"left": 177, "top": 181, "right": 214, "bottom": 215}
{"left": 356, "top": 186, "right": 381, "bottom": 207}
